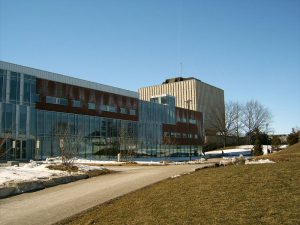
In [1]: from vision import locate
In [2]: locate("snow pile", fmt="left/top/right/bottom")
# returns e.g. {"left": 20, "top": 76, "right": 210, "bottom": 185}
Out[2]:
{"left": 74, "top": 158, "right": 125, "bottom": 165}
{"left": 0, "top": 160, "right": 108, "bottom": 185}
{"left": 136, "top": 161, "right": 165, "bottom": 165}
{"left": 0, "top": 162, "right": 68, "bottom": 185}
{"left": 74, "top": 158, "right": 167, "bottom": 166}
{"left": 245, "top": 159, "right": 275, "bottom": 164}
{"left": 279, "top": 145, "right": 288, "bottom": 149}
{"left": 76, "top": 164, "right": 106, "bottom": 171}
{"left": 205, "top": 147, "right": 252, "bottom": 158}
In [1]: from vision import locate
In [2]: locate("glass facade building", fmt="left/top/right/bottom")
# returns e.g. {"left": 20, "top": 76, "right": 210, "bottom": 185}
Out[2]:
{"left": 0, "top": 61, "right": 203, "bottom": 161}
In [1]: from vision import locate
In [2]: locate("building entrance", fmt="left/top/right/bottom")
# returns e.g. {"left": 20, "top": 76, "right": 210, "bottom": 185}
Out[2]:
{"left": 0, "top": 139, "right": 26, "bottom": 161}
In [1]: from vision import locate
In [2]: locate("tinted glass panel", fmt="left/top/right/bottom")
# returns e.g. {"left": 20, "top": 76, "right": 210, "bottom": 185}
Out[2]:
{"left": 4, "top": 104, "right": 13, "bottom": 133}
{"left": 100, "top": 105, "right": 108, "bottom": 111}
{"left": 19, "top": 106, "right": 27, "bottom": 135}
{"left": 10, "top": 75, "right": 17, "bottom": 102}
{"left": 30, "top": 82, "right": 36, "bottom": 104}
{"left": 36, "top": 94, "right": 41, "bottom": 103}
{"left": 0, "top": 70, "right": 4, "bottom": 101}
{"left": 46, "top": 96, "right": 56, "bottom": 104}
{"left": 37, "top": 111, "right": 44, "bottom": 135}
{"left": 72, "top": 100, "right": 81, "bottom": 107}
{"left": 88, "top": 103, "right": 96, "bottom": 110}
{"left": 129, "top": 109, "right": 136, "bottom": 115}
{"left": 30, "top": 108, "right": 36, "bottom": 137}
{"left": 23, "top": 79, "right": 31, "bottom": 103}
{"left": 59, "top": 98, "right": 68, "bottom": 106}
{"left": 120, "top": 108, "right": 127, "bottom": 114}
{"left": 109, "top": 106, "right": 116, "bottom": 113}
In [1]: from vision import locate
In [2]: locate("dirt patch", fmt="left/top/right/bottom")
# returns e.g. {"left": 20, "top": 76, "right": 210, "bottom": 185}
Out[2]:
{"left": 47, "top": 164, "right": 79, "bottom": 172}
{"left": 86, "top": 169, "right": 117, "bottom": 178}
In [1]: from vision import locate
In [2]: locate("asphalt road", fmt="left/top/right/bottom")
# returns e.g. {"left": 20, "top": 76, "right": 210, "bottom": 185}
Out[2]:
{"left": 0, "top": 164, "right": 209, "bottom": 225}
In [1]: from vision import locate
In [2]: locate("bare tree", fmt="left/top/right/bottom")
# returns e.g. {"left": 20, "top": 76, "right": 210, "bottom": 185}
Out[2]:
{"left": 207, "top": 102, "right": 237, "bottom": 147}
{"left": 232, "top": 102, "right": 243, "bottom": 144}
{"left": 54, "top": 123, "right": 83, "bottom": 166}
{"left": 118, "top": 122, "right": 137, "bottom": 161}
{"left": 0, "top": 133, "right": 12, "bottom": 159}
{"left": 241, "top": 100, "right": 272, "bottom": 143}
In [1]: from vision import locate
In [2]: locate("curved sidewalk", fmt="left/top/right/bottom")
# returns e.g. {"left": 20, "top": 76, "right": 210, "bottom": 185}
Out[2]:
{"left": 0, "top": 164, "right": 213, "bottom": 225}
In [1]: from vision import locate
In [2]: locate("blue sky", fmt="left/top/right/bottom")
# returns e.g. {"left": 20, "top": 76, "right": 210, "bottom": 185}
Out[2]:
{"left": 0, "top": 0, "right": 299, "bottom": 134}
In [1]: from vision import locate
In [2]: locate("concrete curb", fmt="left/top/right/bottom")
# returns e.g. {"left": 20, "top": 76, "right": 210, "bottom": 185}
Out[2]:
{"left": 194, "top": 163, "right": 217, "bottom": 171}
{"left": 0, "top": 174, "right": 89, "bottom": 199}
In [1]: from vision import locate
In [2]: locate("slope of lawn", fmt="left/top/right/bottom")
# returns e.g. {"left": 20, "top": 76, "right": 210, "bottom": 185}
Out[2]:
{"left": 256, "top": 142, "right": 300, "bottom": 162}
{"left": 57, "top": 143, "right": 300, "bottom": 225}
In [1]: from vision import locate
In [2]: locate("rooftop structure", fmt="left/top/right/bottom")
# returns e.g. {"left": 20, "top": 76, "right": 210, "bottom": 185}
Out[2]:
{"left": 139, "top": 77, "right": 225, "bottom": 136}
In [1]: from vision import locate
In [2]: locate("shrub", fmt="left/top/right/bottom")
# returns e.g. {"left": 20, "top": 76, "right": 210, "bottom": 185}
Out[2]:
{"left": 271, "top": 136, "right": 281, "bottom": 151}
{"left": 253, "top": 137, "right": 263, "bottom": 156}
{"left": 287, "top": 130, "right": 299, "bottom": 146}
{"left": 47, "top": 164, "right": 79, "bottom": 172}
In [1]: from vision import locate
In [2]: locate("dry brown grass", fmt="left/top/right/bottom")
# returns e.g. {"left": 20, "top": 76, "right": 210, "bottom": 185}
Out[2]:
{"left": 47, "top": 164, "right": 115, "bottom": 177}
{"left": 47, "top": 164, "right": 79, "bottom": 172}
{"left": 57, "top": 144, "right": 300, "bottom": 225}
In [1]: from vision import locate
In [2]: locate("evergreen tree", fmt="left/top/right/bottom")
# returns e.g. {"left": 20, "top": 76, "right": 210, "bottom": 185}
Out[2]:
{"left": 253, "top": 130, "right": 263, "bottom": 156}
{"left": 287, "top": 130, "right": 299, "bottom": 146}
{"left": 271, "top": 136, "right": 281, "bottom": 151}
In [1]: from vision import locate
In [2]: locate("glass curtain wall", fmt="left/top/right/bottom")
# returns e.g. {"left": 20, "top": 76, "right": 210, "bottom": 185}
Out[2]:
{"left": 0, "top": 70, "right": 36, "bottom": 161}
{"left": 34, "top": 109, "right": 139, "bottom": 160}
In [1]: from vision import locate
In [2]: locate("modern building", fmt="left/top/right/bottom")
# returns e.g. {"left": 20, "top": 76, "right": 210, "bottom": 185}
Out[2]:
{"left": 0, "top": 61, "right": 203, "bottom": 161}
{"left": 139, "top": 77, "right": 225, "bottom": 136}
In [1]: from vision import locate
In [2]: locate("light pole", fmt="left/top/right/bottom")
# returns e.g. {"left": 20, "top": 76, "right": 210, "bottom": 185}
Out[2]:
{"left": 185, "top": 99, "right": 192, "bottom": 161}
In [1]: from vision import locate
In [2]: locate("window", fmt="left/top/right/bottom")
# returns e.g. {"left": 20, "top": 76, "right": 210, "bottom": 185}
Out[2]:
{"left": 10, "top": 74, "right": 18, "bottom": 102}
{"left": 23, "top": 80, "right": 31, "bottom": 103}
{"left": 164, "top": 132, "right": 170, "bottom": 137}
{"left": 150, "top": 97, "right": 159, "bottom": 104}
{"left": 120, "top": 108, "right": 127, "bottom": 114}
{"left": 72, "top": 100, "right": 81, "bottom": 107}
{"left": 129, "top": 109, "right": 136, "bottom": 115}
{"left": 19, "top": 106, "right": 27, "bottom": 134}
{"left": 46, "top": 96, "right": 68, "bottom": 106}
{"left": 46, "top": 96, "right": 56, "bottom": 104}
{"left": 108, "top": 106, "right": 116, "bottom": 113}
{"left": 4, "top": 104, "right": 13, "bottom": 132}
{"left": 190, "top": 119, "right": 197, "bottom": 124}
{"left": 101, "top": 105, "right": 116, "bottom": 113}
{"left": 175, "top": 133, "right": 181, "bottom": 138}
{"left": 36, "top": 94, "right": 41, "bottom": 103}
{"left": 59, "top": 98, "right": 68, "bottom": 106}
{"left": 88, "top": 103, "right": 96, "bottom": 110}
{"left": 100, "top": 105, "right": 108, "bottom": 111}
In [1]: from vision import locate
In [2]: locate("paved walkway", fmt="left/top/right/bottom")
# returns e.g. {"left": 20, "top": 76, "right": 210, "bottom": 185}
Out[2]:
{"left": 0, "top": 164, "right": 212, "bottom": 225}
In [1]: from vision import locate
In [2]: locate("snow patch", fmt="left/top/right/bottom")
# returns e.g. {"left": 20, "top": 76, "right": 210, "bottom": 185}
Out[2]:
{"left": 0, "top": 163, "right": 68, "bottom": 185}
{"left": 245, "top": 159, "right": 275, "bottom": 164}
{"left": 0, "top": 160, "right": 107, "bottom": 185}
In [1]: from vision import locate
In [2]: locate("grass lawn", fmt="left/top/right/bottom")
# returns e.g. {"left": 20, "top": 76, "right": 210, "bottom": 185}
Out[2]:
{"left": 57, "top": 143, "right": 300, "bottom": 225}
